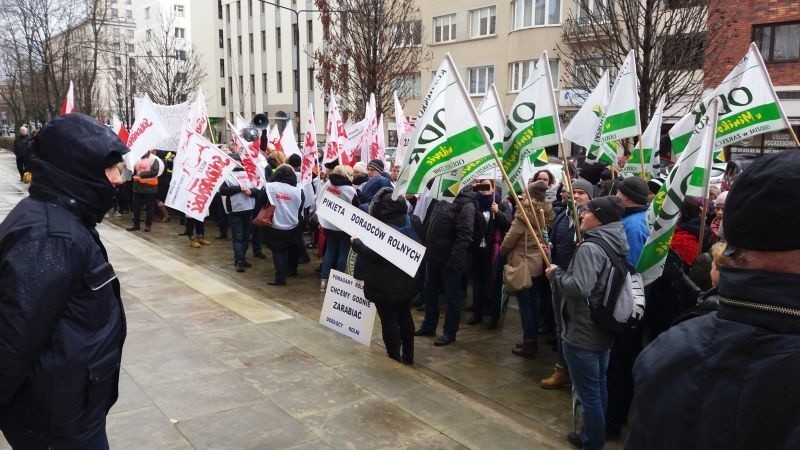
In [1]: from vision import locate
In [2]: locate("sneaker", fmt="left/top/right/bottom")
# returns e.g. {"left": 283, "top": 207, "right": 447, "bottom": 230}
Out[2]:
{"left": 540, "top": 364, "right": 571, "bottom": 389}
{"left": 235, "top": 263, "right": 245, "bottom": 273}
{"left": 433, "top": 335, "right": 456, "bottom": 346}
{"left": 320, "top": 279, "right": 327, "bottom": 292}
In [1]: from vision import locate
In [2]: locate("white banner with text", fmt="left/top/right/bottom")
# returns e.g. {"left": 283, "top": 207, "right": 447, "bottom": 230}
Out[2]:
{"left": 318, "top": 270, "right": 376, "bottom": 346}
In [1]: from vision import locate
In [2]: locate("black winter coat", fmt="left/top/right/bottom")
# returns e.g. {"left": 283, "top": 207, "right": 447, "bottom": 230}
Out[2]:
{"left": 12, "top": 134, "right": 30, "bottom": 158}
{"left": 626, "top": 267, "right": 800, "bottom": 450}
{"left": 0, "top": 113, "right": 129, "bottom": 448}
{"left": 550, "top": 209, "right": 577, "bottom": 268}
{"left": 424, "top": 186, "right": 477, "bottom": 273}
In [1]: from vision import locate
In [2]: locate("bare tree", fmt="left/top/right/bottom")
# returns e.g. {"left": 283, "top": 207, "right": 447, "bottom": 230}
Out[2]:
{"left": 558, "top": 0, "right": 724, "bottom": 125}
{"left": 134, "top": 11, "right": 206, "bottom": 106}
{"left": 314, "top": 0, "right": 430, "bottom": 119}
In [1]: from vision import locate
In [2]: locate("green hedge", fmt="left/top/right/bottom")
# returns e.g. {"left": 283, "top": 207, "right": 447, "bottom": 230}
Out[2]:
{"left": 0, "top": 136, "right": 14, "bottom": 151}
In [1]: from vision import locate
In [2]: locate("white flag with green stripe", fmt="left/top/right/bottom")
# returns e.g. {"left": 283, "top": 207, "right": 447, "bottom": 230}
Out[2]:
{"left": 623, "top": 96, "right": 665, "bottom": 178}
{"left": 393, "top": 56, "right": 485, "bottom": 198}
{"left": 502, "top": 52, "right": 562, "bottom": 189}
{"left": 596, "top": 50, "right": 641, "bottom": 144}
{"left": 564, "top": 72, "right": 611, "bottom": 164}
{"left": 669, "top": 42, "right": 792, "bottom": 156}
{"left": 637, "top": 99, "right": 720, "bottom": 285}
{"left": 459, "top": 85, "right": 505, "bottom": 190}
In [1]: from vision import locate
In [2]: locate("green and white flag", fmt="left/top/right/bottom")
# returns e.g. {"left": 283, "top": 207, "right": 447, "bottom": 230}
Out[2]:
{"left": 596, "top": 50, "right": 641, "bottom": 144}
{"left": 669, "top": 42, "right": 792, "bottom": 156}
{"left": 564, "top": 71, "right": 611, "bottom": 163}
{"left": 459, "top": 85, "right": 505, "bottom": 190}
{"left": 519, "top": 148, "right": 550, "bottom": 190}
{"left": 393, "top": 55, "right": 485, "bottom": 198}
{"left": 637, "top": 99, "right": 720, "bottom": 285}
{"left": 502, "top": 51, "right": 562, "bottom": 190}
{"left": 623, "top": 96, "right": 665, "bottom": 178}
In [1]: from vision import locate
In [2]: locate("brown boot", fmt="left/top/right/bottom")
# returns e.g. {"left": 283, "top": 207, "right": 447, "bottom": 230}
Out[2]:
{"left": 189, "top": 237, "right": 202, "bottom": 248}
{"left": 511, "top": 341, "right": 538, "bottom": 359}
{"left": 540, "top": 364, "right": 571, "bottom": 389}
{"left": 197, "top": 236, "right": 211, "bottom": 245}
{"left": 155, "top": 201, "right": 170, "bottom": 222}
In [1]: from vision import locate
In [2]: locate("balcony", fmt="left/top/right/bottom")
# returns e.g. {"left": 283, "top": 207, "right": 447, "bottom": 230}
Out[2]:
{"left": 561, "top": 17, "right": 609, "bottom": 44}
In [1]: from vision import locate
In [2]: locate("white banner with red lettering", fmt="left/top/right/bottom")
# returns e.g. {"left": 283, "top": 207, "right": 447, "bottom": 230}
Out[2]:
{"left": 301, "top": 103, "right": 317, "bottom": 186}
{"left": 324, "top": 94, "right": 348, "bottom": 164}
{"left": 227, "top": 120, "right": 267, "bottom": 188}
{"left": 124, "top": 96, "right": 172, "bottom": 170}
{"left": 165, "top": 131, "right": 237, "bottom": 221}
{"left": 187, "top": 87, "right": 208, "bottom": 135}
{"left": 133, "top": 96, "right": 189, "bottom": 151}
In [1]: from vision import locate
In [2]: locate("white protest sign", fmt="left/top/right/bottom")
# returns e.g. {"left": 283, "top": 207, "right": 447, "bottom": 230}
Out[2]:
{"left": 318, "top": 270, "right": 376, "bottom": 346}
{"left": 317, "top": 191, "right": 426, "bottom": 277}
{"left": 124, "top": 97, "right": 172, "bottom": 170}
{"left": 166, "top": 131, "right": 236, "bottom": 220}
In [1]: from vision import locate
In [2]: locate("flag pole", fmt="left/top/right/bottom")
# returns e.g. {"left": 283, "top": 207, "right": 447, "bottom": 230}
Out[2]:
{"left": 557, "top": 144, "right": 582, "bottom": 242}
{"left": 788, "top": 125, "right": 800, "bottom": 148}
{"left": 696, "top": 99, "right": 722, "bottom": 257}
{"left": 637, "top": 134, "right": 646, "bottom": 180}
{"left": 445, "top": 54, "right": 551, "bottom": 266}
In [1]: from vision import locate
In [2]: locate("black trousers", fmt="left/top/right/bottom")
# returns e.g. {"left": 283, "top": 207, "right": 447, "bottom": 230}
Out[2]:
{"left": 374, "top": 301, "right": 415, "bottom": 363}
{"left": 131, "top": 192, "right": 156, "bottom": 226}
{"left": 605, "top": 324, "right": 644, "bottom": 433}
{"left": 15, "top": 155, "right": 26, "bottom": 178}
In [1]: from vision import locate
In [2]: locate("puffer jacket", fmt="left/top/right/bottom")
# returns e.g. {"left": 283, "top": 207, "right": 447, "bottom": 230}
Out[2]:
{"left": 550, "top": 208, "right": 578, "bottom": 268}
{"left": 0, "top": 113, "right": 128, "bottom": 448}
{"left": 551, "top": 221, "right": 629, "bottom": 352}
{"left": 500, "top": 199, "right": 554, "bottom": 279}
{"left": 424, "top": 186, "right": 477, "bottom": 274}
{"left": 626, "top": 267, "right": 800, "bottom": 450}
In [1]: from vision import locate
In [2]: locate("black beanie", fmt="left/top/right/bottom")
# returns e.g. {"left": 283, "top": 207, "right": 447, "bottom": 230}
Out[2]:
{"left": 724, "top": 151, "right": 800, "bottom": 251}
{"left": 367, "top": 159, "right": 385, "bottom": 172}
{"left": 587, "top": 196, "right": 625, "bottom": 225}
{"left": 617, "top": 176, "right": 650, "bottom": 205}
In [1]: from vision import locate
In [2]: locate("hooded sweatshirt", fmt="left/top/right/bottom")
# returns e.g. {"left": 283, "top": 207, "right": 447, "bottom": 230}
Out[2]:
{"left": 552, "top": 221, "right": 629, "bottom": 352}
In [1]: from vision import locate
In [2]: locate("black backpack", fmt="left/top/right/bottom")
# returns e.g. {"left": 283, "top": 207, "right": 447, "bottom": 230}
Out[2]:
{"left": 581, "top": 237, "right": 645, "bottom": 334}
{"left": 455, "top": 199, "right": 487, "bottom": 252}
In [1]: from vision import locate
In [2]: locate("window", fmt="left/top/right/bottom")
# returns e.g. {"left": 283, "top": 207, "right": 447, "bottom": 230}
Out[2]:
{"left": 112, "top": 27, "right": 119, "bottom": 36}
{"left": 248, "top": 0, "right": 253, "bottom": 16}
{"left": 293, "top": 69, "right": 298, "bottom": 92}
{"left": 237, "top": 36, "right": 242, "bottom": 54}
{"left": 394, "top": 73, "right": 422, "bottom": 99}
{"left": 307, "top": 20, "right": 313, "bottom": 43}
{"left": 468, "top": 65, "right": 494, "bottom": 95}
{"left": 226, "top": 4, "right": 230, "bottom": 21}
{"left": 175, "top": 27, "right": 185, "bottom": 38}
{"left": 276, "top": 27, "right": 282, "bottom": 49}
{"left": 250, "top": 74, "right": 255, "bottom": 94}
{"left": 219, "top": 30, "right": 224, "bottom": 48}
{"left": 513, "top": 0, "right": 561, "bottom": 29}
{"left": 573, "top": 56, "right": 605, "bottom": 88}
{"left": 239, "top": 76, "right": 244, "bottom": 94}
{"left": 261, "top": 1, "right": 265, "bottom": 13}
{"left": 393, "top": 20, "right": 422, "bottom": 47}
{"left": 577, "top": 0, "right": 610, "bottom": 23}
{"left": 176, "top": 50, "right": 187, "bottom": 60}
{"left": 249, "top": 33, "right": 254, "bottom": 53}
{"left": 509, "top": 60, "right": 533, "bottom": 92}
{"left": 262, "top": 31, "right": 266, "bottom": 51}
{"left": 127, "top": 29, "right": 134, "bottom": 39}
{"left": 176, "top": 72, "right": 187, "bottom": 83}
{"left": 174, "top": 4, "right": 184, "bottom": 17}
{"left": 114, "top": 56, "right": 122, "bottom": 66}
{"left": 144, "top": 6, "right": 150, "bottom": 19}
{"left": 433, "top": 14, "right": 456, "bottom": 43}
{"left": 219, "top": 59, "right": 225, "bottom": 77}
{"left": 308, "top": 68, "right": 315, "bottom": 88}
{"left": 292, "top": 24, "right": 298, "bottom": 46}
{"left": 236, "top": 1, "right": 241, "bottom": 19}
{"left": 146, "top": 29, "right": 152, "bottom": 39}
{"left": 662, "top": 33, "right": 706, "bottom": 70}
{"left": 277, "top": 71, "right": 283, "bottom": 93}
{"left": 755, "top": 22, "right": 800, "bottom": 63}
{"left": 263, "top": 73, "right": 267, "bottom": 93}
{"left": 218, "top": 0, "right": 223, "bottom": 19}
{"left": 127, "top": 44, "right": 134, "bottom": 53}
{"left": 469, "top": 6, "right": 496, "bottom": 38}
{"left": 229, "top": 77, "right": 233, "bottom": 93}
{"left": 227, "top": 37, "right": 232, "bottom": 56}
{"left": 126, "top": 10, "right": 132, "bottom": 19}
{"left": 110, "top": 8, "right": 117, "bottom": 17}
{"left": 126, "top": 0, "right": 131, "bottom": 4}
{"left": 221, "top": 87, "right": 226, "bottom": 106}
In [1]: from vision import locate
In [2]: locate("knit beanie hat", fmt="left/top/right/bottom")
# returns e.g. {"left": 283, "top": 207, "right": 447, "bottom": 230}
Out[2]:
{"left": 353, "top": 161, "right": 368, "bottom": 174}
{"left": 528, "top": 180, "right": 549, "bottom": 201}
{"left": 571, "top": 178, "right": 595, "bottom": 199}
{"left": 367, "top": 159, "right": 384, "bottom": 172}
{"left": 587, "top": 196, "right": 625, "bottom": 225}
{"left": 617, "top": 176, "right": 650, "bottom": 205}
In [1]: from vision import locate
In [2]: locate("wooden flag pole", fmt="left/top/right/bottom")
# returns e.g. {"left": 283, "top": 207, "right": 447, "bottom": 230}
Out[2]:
{"left": 637, "top": 134, "right": 646, "bottom": 180}
{"left": 445, "top": 54, "right": 551, "bottom": 266}
{"left": 788, "top": 125, "right": 800, "bottom": 148}
{"left": 558, "top": 143, "right": 582, "bottom": 243}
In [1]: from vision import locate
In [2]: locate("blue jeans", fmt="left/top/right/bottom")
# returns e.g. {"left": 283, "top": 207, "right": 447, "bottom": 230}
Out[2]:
{"left": 321, "top": 235, "right": 351, "bottom": 280}
{"left": 420, "top": 262, "right": 464, "bottom": 338}
{"left": 562, "top": 341, "right": 610, "bottom": 450}
{"left": 517, "top": 277, "right": 549, "bottom": 343}
{"left": 228, "top": 212, "right": 252, "bottom": 264}
{"left": 252, "top": 225, "right": 263, "bottom": 255}
{"left": 272, "top": 249, "right": 289, "bottom": 283}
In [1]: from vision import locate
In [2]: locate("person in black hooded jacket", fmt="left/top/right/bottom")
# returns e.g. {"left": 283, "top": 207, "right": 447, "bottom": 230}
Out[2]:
{"left": 351, "top": 187, "right": 423, "bottom": 364}
{"left": 0, "top": 113, "right": 129, "bottom": 449}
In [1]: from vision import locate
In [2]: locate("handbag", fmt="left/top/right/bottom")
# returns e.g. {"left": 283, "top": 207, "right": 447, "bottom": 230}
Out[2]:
{"left": 252, "top": 204, "right": 275, "bottom": 227}
{"left": 503, "top": 231, "right": 532, "bottom": 293}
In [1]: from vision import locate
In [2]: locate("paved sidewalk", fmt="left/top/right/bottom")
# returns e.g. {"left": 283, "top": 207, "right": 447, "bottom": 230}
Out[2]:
{"left": 0, "top": 151, "right": 621, "bottom": 449}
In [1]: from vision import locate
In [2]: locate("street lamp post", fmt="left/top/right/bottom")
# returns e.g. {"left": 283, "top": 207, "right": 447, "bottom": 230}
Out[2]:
{"left": 254, "top": 0, "right": 350, "bottom": 141}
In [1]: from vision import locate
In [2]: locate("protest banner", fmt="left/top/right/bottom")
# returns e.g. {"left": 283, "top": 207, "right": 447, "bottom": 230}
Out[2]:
{"left": 318, "top": 269, "right": 376, "bottom": 346}
{"left": 124, "top": 96, "right": 172, "bottom": 170}
{"left": 165, "top": 130, "right": 236, "bottom": 220}
{"left": 317, "top": 191, "right": 426, "bottom": 277}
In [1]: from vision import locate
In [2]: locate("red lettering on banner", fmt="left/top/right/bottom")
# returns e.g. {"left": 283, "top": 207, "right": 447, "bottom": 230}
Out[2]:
{"left": 328, "top": 186, "right": 341, "bottom": 196}
{"left": 127, "top": 118, "right": 154, "bottom": 147}
{"left": 186, "top": 154, "right": 232, "bottom": 213}
{"left": 274, "top": 192, "right": 291, "bottom": 202}
{"left": 194, "top": 117, "right": 206, "bottom": 134}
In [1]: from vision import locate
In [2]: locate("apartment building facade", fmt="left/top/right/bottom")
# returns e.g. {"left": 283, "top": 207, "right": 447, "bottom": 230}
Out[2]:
{"left": 706, "top": 0, "right": 800, "bottom": 155}
{"left": 220, "top": 0, "right": 326, "bottom": 138}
